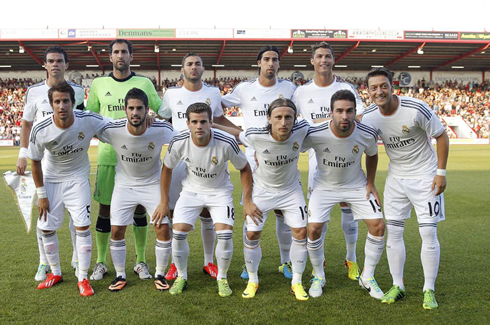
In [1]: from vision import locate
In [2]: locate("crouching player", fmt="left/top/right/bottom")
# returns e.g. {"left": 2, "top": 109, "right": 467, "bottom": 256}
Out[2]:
{"left": 96, "top": 88, "right": 178, "bottom": 292}
{"left": 302, "top": 90, "right": 385, "bottom": 299}
{"left": 29, "top": 82, "right": 109, "bottom": 296}
{"left": 153, "top": 102, "right": 257, "bottom": 297}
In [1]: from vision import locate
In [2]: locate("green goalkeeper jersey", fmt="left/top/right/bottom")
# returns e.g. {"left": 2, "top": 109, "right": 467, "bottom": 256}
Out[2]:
{"left": 86, "top": 72, "right": 162, "bottom": 166}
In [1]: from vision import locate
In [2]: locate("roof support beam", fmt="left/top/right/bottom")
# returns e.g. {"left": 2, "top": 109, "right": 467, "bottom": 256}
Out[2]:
{"left": 432, "top": 43, "right": 490, "bottom": 71}
{"left": 216, "top": 40, "right": 226, "bottom": 65}
{"left": 18, "top": 41, "right": 43, "bottom": 66}
{"left": 335, "top": 41, "right": 360, "bottom": 64}
{"left": 385, "top": 42, "right": 425, "bottom": 67}
{"left": 280, "top": 41, "right": 294, "bottom": 59}
{"left": 88, "top": 42, "right": 105, "bottom": 74}
{"left": 155, "top": 41, "right": 161, "bottom": 89}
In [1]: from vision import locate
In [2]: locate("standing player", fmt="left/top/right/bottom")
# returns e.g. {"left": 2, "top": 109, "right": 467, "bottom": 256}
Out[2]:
{"left": 158, "top": 52, "right": 238, "bottom": 280}
{"left": 97, "top": 88, "right": 177, "bottom": 292}
{"left": 28, "top": 82, "right": 108, "bottom": 296}
{"left": 86, "top": 39, "right": 162, "bottom": 281}
{"left": 292, "top": 42, "right": 365, "bottom": 281}
{"left": 362, "top": 68, "right": 449, "bottom": 310}
{"left": 153, "top": 102, "right": 257, "bottom": 297}
{"left": 222, "top": 45, "right": 297, "bottom": 279}
{"left": 302, "top": 90, "right": 385, "bottom": 299}
{"left": 16, "top": 46, "right": 85, "bottom": 282}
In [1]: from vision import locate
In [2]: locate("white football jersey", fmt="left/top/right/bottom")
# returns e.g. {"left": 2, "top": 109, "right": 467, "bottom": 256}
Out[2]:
{"left": 302, "top": 121, "right": 378, "bottom": 190}
{"left": 292, "top": 77, "right": 364, "bottom": 122}
{"left": 164, "top": 129, "right": 247, "bottom": 194}
{"left": 22, "top": 80, "right": 85, "bottom": 123}
{"left": 362, "top": 96, "right": 445, "bottom": 178}
{"left": 222, "top": 77, "right": 296, "bottom": 129}
{"left": 98, "top": 120, "right": 177, "bottom": 187}
{"left": 158, "top": 83, "right": 223, "bottom": 131}
{"left": 27, "top": 111, "right": 107, "bottom": 182}
{"left": 239, "top": 119, "right": 309, "bottom": 191}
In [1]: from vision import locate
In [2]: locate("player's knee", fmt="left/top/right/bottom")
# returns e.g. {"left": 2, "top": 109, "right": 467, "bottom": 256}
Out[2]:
{"left": 76, "top": 225, "right": 90, "bottom": 231}
{"left": 291, "top": 227, "right": 307, "bottom": 240}
{"left": 308, "top": 223, "right": 323, "bottom": 240}
{"left": 386, "top": 221, "right": 405, "bottom": 242}
{"left": 96, "top": 215, "right": 111, "bottom": 233}
{"left": 244, "top": 235, "right": 260, "bottom": 249}
{"left": 155, "top": 224, "right": 170, "bottom": 241}
{"left": 245, "top": 231, "right": 261, "bottom": 241}
{"left": 111, "top": 226, "right": 126, "bottom": 240}
{"left": 419, "top": 224, "right": 438, "bottom": 244}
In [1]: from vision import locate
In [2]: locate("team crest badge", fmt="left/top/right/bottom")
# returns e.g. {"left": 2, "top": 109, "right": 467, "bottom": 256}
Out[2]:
{"left": 206, "top": 98, "right": 211, "bottom": 106}
{"left": 78, "top": 132, "right": 85, "bottom": 141}
{"left": 402, "top": 125, "right": 410, "bottom": 134}
{"left": 278, "top": 94, "right": 284, "bottom": 99}
{"left": 352, "top": 145, "right": 359, "bottom": 154}
{"left": 21, "top": 178, "right": 27, "bottom": 194}
{"left": 148, "top": 142, "right": 155, "bottom": 150}
{"left": 292, "top": 142, "right": 299, "bottom": 151}
{"left": 211, "top": 156, "right": 218, "bottom": 165}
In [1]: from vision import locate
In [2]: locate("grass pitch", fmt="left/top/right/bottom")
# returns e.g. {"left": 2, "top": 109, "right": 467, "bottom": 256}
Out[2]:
{"left": 0, "top": 145, "right": 489, "bottom": 324}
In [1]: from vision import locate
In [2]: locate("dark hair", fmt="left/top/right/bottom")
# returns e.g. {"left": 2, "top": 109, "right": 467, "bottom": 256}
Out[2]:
{"left": 366, "top": 67, "right": 393, "bottom": 86}
{"left": 44, "top": 46, "right": 69, "bottom": 63}
{"left": 48, "top": 81, "right": 75, "bottom": 105}
{"left": 109, "top": 39, "right": 133, "bottom": 54}
{"left": 330, "top": 90, "right": 356, "bottom": 112}
{"left": 266, "top": 98, "right": 297, "bottom": 131}
{"left": 124, "top": 88, "right": 148, "bottom": 108}
{"left": 181, "top": 52, "right": 203, "bottom": 66}
{"left": 311, "top": 42, "right": 334, "bottom": 59}
{"left": 186, "top": 102, "right": 212, "bottom": 121}
{"left": 256, "top": 45, "right": 280, "bottom": 75}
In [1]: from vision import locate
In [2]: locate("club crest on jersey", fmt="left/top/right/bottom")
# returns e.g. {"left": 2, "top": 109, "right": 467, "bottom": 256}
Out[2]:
{"left": 206, "top": 98, "right": 211, "bottom": 106}
{"left": 211, "top": 156, "right": 218, "bottom": 165}
{"left": 148, "top": 142, "right": 155, "bottom": 151}
{"left": 402, "top": 125, "right": 410, "bottom": 134}
{"left": 78, "top": 132, "right": 85, "bottom": 141}
{"left": 21, "top": 178, "right": 27, "bottom": 193}
{"left": 292, "top": 142, "right": 299, "bottom": 151}
{"left": 352, "top": 145, "right": 359, "bottom": 154}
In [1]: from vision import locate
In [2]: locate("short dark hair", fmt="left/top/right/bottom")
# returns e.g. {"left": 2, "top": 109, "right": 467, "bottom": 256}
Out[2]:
{"left": 311, "top": 42, "right": 334, "bottom": 59}
{"left": 266, "top": 98, "right": 297, "bottom": 131}
{"left": 109, "top": 39, "right": 133, "bottom": 54}
{"left": 124, "top": 88, "right": 148, "bottom": 108}
{"left": 366, "top": 67, "right": 393, "bottom": 86}
{"left": 48, "top": 81, "right": 75, "bottom": 105}
{"left": 186, "top": 102, "right": 212, "bottom": 121}
{"left": 44, "top": 46, "right": 69, "bottom": 63}
{"left": 256, "top": 45, "right": 280, "bottom": 61}
{"left": 181, "top": 52, "right": 202, "bottom": 66}
{"left": 330, "top": 90, "right": 356, "bottom": 112}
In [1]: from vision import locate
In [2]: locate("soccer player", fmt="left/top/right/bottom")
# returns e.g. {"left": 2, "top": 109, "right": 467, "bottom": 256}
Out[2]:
{"left": 158, "top": 52, "right": 238, "bottom": 280}
{"left": 302, "top": 90, "right": 385, "bottom": 299}
{"left": 97, "top": 88, "right": 177, "bottom": 292}
{"left": 28, "top": 81, "right": 108, "bottom": 296}
{"left": 222, "top": 45, "right": 297, "bottom": 279}
{"left": 362, "top": 67, "right": 449, "bottom": 310}
{"left": 86, "top": 39, "right": 162, "bottom": 281}
{"left": 16, "top": 46, "right": 85, "bottom": 282}
{"left": 292, "top": 42, "right": 365, "bottom": 281}
{"left": 153, "top": 102, "right": 258, "bottom": 297}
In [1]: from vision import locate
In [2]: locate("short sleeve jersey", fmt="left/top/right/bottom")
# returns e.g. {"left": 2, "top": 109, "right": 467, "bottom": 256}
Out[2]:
{"left": 164, "top": 129, "right": 247, "bottom": 194}
{"left": 27, "top": 111, "right": 107, "bottom": 182}
{"left": 98, "top": 119, "right": 177, "bottom": 187}
{"left": 302, "top": 121, "right": 378, "bottom": 190}
{"left": 292, "top": 77, "right": 364, "bottom": 122}
{"left": 22, "top": 80, "right": 85, "bottom": 122}
{"left": 239, "top": 119, "right": 309, "bottom": 191}
{"left": 362, "top": 96, "right": 444, "bottom": 178}
{"left": 85, "top": 72, "right": 162, "bottom": 166}
{"left": 222, "top": 77, "right": 296, "bottom": 129}
{"left": 158, "top": 83, "right": 223, "bottom": 131}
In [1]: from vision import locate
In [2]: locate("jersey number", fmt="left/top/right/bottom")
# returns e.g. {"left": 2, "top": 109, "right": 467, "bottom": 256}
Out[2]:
{"left": 299, "top": 206, "right": 308, "bottom": 220}
{"left": 428, "top": 201, "right": 440, "bottom": 217}
{"left": 227, "top": 206, "right": 235, "bottom": 220}
{"left": 86, "top": 205, "right": 91, "bottom": 218}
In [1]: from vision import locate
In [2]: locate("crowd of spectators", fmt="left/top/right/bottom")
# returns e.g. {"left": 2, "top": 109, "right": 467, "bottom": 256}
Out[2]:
{"left": 1, "top": 76, "right": 489, "bottom": 141}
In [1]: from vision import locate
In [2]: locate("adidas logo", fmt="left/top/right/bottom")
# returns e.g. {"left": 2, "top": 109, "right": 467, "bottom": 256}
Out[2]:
{"left": 52, "top": 141, "right": 58, "bottom": 145}
{"left": 308, "top": 99, "right": 314, "bottom": 104}
{"left": 185, "top": 158, "right": 191, "bottom": 163}
{"left": 250, "top": 97, "right": 257, "bottom": 101}
{"left": 121, "top": 145, "right": 128, "bottom": 150}
{"left": 377, "top": 129, "right": 383, "bottom": 135}
{"left": 177, "top": 100, "right": 183, "bottom": 105}
{"left": 105, "top": 91, "right": 112, "bottom": 96}
{"left": 42, "top": 99, "right": 48, "bottom": 104}
{"left": 262, "top": 149, "right": 270, "bottom": 154}
{"left": 323, "top": 148, "right": 330, "bottom": 153}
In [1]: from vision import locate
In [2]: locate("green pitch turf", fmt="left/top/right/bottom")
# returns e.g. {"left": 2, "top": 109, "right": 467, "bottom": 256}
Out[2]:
{"left": 0, "top": 145, "right": 489, "bottom": 324}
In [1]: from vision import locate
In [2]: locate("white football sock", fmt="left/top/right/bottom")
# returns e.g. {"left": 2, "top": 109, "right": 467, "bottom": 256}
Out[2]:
{"left": 172, "top": 231, "right": 189, "bottom": 280}
{"left": 69, "top": 217, "right": 77, "bottom": 263}
{"left": 386, "top": 220, "right": 406, "bottom": 290}
{"left": 42, "top": 231, "right": 61, "bottom": 276}
{"left": 110, "top": 239, "right": 126, "bottom": 279}
{"left": 37, "top": 227, "right": 48, "bottom": 265}
{"left": 155, "top": 239, "right": 171, "bottom": 277}
{"left": 276, "top": 214, "right": 292, "bottom": 264}
{"left": 243, "top": 235, "right": 261, "bottom": 284}
{"left": 76, "top": 229, "right": 92, "bottom": 281}
{"left": 290, "top": 237, "right": 307, "bottom": 285}
{"left": 200, "top": 217, "right": 215, "bottom": 266}
{"left": 215, "top": 230, "right": 233, "bottom": 280}
{"left": 307, "top": 237, "right": 325, "bottom": 279}
{"left": 362, "top": 232, "right": 385, "bottom": 280}
{"left": 341, "top": 207, "right": 358, "bottom": 262}
{"left": 419, "top": 223, "right": 440, "bottom": 291}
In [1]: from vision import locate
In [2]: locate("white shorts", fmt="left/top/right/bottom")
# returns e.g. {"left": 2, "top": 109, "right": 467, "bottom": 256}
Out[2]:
{"left": 37, "top": 179, "right": 91, "bottom": 231}
{"left": 173, "top": 190, "right": 235, "bottom": 227}
{"left": 246, "top": 184, "right": 307, "bottom": 232}
{"left": 308, "top": 185, "right": 383, "bottom": 224}
{"left": 169, "top": 160, "right": 186, "bottom": 210}
{"left": 307, "top": 148, "right": 317, "bottom": 198}
{"left": 110, "top": 184, "right": 169, "bottom": 226}
{"left": 383, "top": 175, "right": 445, "bottom": 223}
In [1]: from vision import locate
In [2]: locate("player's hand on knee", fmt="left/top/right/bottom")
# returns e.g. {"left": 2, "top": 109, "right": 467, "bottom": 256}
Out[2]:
{"left": 38, "top": 198, "right": 50, "bottom": 221}
{"left": 152, "top": 203, "right": 169, "bottom": 227}
{"left": 432, "top": 175, "right": 446, "bottom": 196}
{"left": 366, "top": 183, "right": 381, "bottom": 206}
{"left": 244, "top": 201, "right": 262, "bottom": 225}
{"left": 16, "top": 158, "right": 27, "bottom": 175}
